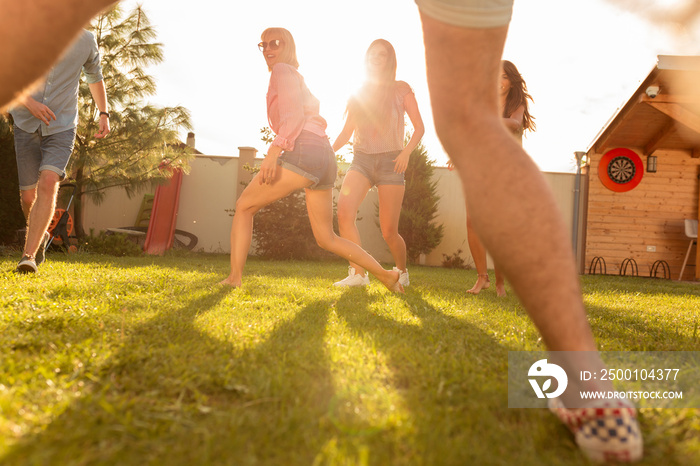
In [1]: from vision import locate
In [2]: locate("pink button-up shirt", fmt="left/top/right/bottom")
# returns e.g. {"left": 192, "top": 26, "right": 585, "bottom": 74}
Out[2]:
{"left": 353, "top": 81, "right": 413, "bottom": 154}
{"left": 267, "top": 63, "right": 327, "bottom": 151}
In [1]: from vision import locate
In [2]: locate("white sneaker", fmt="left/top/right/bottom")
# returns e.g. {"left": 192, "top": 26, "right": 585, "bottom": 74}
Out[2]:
{"left": 333, "top": 267, "right": 370, "bottom": 287}
{"left": 393, "top": 267, "right": 409, "bottom": 287}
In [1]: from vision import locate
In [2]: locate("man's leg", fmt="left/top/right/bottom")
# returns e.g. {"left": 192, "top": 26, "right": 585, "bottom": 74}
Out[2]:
{"left": 419, "top": 10, "right": 642, "bottom": 462}
{"left": 22, "top": 170, "right": 60, "bottom": 260}
{"left": 420, "top": 14, "right": 595, "bottom": 352}
{"left": 15, "top": 126, "right": 74, "bottom": 271}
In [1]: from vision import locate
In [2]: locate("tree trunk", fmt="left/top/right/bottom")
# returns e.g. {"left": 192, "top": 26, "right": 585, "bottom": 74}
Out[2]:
{"left": 73, "top": 168, "right": 86, "bottom": 239}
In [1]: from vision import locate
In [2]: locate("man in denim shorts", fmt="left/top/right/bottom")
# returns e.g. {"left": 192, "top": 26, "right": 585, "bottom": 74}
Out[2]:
{"left": 9, "top": 29, "right": 110, "bottom": 273}
{"left": 415, "top": 0, "right": 643, "bottom": 462}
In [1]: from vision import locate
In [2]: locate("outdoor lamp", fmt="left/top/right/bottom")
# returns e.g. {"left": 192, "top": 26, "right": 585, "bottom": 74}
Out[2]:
{"left": 647, "top": 155, "right": 657, "bottom": 173}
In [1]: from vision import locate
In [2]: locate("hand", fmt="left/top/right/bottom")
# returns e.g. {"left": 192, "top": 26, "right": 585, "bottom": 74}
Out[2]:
{"left": 393, "top": 150, "right": 410, "bottom": 174}
{"left": 259, "top": 155, "right": 278, "bottom": 185}
{"left": 94, "top": 114, "right": 110, "bottom": 139}
{"left": 447, "top": 160, "right": 454, "bottom": 171}
{"left": 24, "top": 98, "right": 56, "bottom": 126}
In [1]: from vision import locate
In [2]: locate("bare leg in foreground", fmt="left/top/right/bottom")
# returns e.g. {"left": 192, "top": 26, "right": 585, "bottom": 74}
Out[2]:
{"left": 421, "top": 15, "right": 596, "bottom": 355}
{"left": 420, "top": 15, "right": 645, "bottom": 463}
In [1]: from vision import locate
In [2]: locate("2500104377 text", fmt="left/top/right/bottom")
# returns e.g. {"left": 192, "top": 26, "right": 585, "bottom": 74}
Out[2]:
{"left": 588, "top": 369, "right": 680, "bottom": 381}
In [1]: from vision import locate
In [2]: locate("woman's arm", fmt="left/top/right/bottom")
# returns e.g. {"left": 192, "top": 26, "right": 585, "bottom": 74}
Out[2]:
{"left": 259, "top": 144, "right": 283, "bottom": 185}
{"left": 503, "top": 104, "right": 524, "bottom": 133}
{"left": 393, "top": 91, "right": 425, "bottom": 173}
{"left": 261, "top": 65, "right": 306, "bottom": 185}
{"left": 331, "top": 114, "right": 355, "bottom": 152}
{"left": 269, "top": 64, "right": 306, "bottom": 152}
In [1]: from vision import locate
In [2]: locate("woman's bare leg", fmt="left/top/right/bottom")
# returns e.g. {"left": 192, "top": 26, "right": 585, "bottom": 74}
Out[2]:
{"left": 305, "top": 188, "right": 402, "bottom": 292}
{"left": 336, "top": 170, "right": 372, "bottom": 276}
{"left": 220, "top": 168, "right": 312, "bottom": 287}
{"left": 466, "top": 213, "right": 490, "bottom": 294}
{"left": 377, "top": 184, "right": 407, "bottom": 272}
{"left": 494, "top": 266, "right": 506, "bottom": 297}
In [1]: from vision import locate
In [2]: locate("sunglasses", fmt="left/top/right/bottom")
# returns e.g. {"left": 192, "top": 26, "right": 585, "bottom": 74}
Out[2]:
{"left": 258, "top": 39, "right": 283, "bottom": 52}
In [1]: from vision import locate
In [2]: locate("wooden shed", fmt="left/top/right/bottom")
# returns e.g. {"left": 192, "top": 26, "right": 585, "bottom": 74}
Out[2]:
{"left": 582, "top": 55, "right": 700, "bottom": 280}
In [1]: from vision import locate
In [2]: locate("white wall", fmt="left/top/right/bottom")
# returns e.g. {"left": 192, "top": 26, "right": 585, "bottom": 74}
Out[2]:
{"left": 83, "top": 153, "right": 579, "bottom": 267}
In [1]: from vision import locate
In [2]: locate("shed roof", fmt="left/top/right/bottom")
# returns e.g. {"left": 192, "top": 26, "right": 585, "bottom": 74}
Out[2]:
{"left": 589, "top": 55, "right": 700, "bottom": 157}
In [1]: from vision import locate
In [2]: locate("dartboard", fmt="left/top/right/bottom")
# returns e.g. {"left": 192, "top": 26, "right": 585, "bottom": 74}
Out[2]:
{"left": 607, "top": 156, "right": 636, "bottom": 184}
{"left": 598, "top": 148, "right": 644, "bottom": 192}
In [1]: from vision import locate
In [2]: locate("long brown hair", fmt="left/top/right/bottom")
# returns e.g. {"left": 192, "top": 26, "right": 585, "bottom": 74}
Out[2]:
{"left": 502, "top": 60, "right": 536, "bottom": 133}
{"left": 347, "top": 39, "right": 398, "bottom": 131}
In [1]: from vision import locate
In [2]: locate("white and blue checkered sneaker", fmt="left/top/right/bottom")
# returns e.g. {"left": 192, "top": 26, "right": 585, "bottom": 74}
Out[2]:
{"left": 548, "top": 398, "right": 643, "bottom": 463}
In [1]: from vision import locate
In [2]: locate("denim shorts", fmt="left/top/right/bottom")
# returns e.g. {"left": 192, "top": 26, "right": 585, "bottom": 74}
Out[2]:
{"left": 14, "top": 125, "right": 76, "bottom": 190}
{"left": 278, "top": 131, "right": 337, "bottom": 190}
{"left": 348, "top": 151, "right": 405, "bottom": 187}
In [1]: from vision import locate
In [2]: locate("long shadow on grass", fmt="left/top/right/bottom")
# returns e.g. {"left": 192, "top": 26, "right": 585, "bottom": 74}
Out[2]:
{"left": 1, "top": 282, "right": 337, "bottom": 465}
{"left": 581, "top": 302, "right": 700, "bottom": 351}
{"left": 577, "top": 276, "right": 700, "bottom": 351}
{"left": 332, "top": 288, "right": 586, "bottom": 466}
{"left": 581, "top": 275, "right": 700, "bottom": 298}
{"left": 48, "top": 251, "right": 223, "bottom": 274}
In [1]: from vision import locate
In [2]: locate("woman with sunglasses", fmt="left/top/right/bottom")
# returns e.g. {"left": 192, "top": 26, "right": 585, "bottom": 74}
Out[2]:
{"left": 462, "top": 59, "right": 535, "bottom": 296}
{"left": 220, "top": 28, "right": 402, "bottom": 292}
{"left": 331, "top": 39, "right": 424, "bottom": 288}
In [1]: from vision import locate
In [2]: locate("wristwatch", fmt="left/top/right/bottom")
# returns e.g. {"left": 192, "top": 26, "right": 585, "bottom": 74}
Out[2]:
{"left": 99, "top": 111, "right": 110, "bottom": 118}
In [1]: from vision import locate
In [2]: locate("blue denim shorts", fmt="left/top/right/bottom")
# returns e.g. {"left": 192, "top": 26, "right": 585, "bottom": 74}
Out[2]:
{"left": 14, "top": 125, "right": 76, "bottom": 190}
{"left": 278, "top": 131, "right": 337, "bottom": 190}
{"left": 348, "top": 151, "right": 405, "bottom": 187}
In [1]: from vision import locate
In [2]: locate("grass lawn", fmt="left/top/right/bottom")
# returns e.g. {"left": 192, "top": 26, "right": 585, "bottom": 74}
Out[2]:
{"left": 1, "top": 252, "right": 699, "bottom": 465}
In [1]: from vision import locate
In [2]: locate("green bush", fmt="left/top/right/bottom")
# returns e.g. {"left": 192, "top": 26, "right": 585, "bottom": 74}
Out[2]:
{"left": 81, "top": 230, "right": 143, "bottom": 256}
{"left": 400, "top": 141, "right": 444, "bottom": 263}
{"left": 441, "top": 249, "right": 471, "bottom": 269}
{"left": 252, "top": 190, "right": 334, "bottom": 260}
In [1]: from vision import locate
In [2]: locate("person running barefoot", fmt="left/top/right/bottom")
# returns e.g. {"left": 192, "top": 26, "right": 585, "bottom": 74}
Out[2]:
{"left": 463, "top": 59, "right": 535, "bottom": 297}
{"left": 219, "top": 27, "right": 402, "bottom": 293}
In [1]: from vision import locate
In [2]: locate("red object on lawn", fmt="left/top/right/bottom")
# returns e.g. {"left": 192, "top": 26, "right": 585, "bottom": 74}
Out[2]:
{"left": 144, "top": 168, "right": 184, "bottom": 255}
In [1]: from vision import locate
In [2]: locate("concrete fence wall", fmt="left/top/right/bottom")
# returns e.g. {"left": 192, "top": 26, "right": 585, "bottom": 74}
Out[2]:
{"left": 83, "top": 149, "right": 581, "bottom": 268}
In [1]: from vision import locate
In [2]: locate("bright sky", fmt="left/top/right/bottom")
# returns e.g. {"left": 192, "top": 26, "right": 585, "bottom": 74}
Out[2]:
{"left": 120, "top": 0, "right": 700, "bottom": 173}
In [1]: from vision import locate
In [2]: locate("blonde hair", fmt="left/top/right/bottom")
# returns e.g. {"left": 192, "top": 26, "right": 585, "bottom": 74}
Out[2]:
{"left": 261, "top": 27, "right": 299, "bottom": 71}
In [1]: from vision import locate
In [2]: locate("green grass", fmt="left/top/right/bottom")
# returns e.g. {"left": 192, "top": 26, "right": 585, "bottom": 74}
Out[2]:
{"left": 1, "top": 252, "right": 699, "bottom": 465}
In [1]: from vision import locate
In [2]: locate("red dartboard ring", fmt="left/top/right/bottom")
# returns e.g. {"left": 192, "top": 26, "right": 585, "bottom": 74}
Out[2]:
{"left": 598, "top": 148, "right": 644, "bottom": 192}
